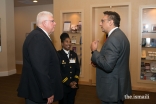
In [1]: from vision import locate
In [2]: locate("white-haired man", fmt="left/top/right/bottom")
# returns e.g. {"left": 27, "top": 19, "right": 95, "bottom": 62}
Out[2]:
{"left": 17, "top": 11, "right": 63, "bottom": 104}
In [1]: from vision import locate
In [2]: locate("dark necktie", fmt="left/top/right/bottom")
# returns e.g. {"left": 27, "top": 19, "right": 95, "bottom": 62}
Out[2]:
{"left": 67, "top": 52, "right": 70, "bottom": 58}
{"left": 105, "top": 34, "right": 108, "bottom": 42}
{"left": 106, "top": 34, "right": 108, "bottom": 39}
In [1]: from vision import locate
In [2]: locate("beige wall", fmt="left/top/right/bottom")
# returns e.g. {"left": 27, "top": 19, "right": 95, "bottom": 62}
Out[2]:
{"left": 15, "top": 4, "right": 53, "bottom": 63}
{"left": 53, "top": 0, "right": 156, "bottom": 92}
{"left": 0, "top": 0, "right": 15, "bottom": 76}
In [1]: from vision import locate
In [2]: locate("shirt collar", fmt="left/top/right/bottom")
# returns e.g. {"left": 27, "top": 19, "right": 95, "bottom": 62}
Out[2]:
{"left": 63, "top": 49, "right": 70, "bottom": 54}
{"left": 39, "top": 27, "right": 52, "bottom": 41}
{"left": 108, "top": 27, "right": 118, "bottom": 37}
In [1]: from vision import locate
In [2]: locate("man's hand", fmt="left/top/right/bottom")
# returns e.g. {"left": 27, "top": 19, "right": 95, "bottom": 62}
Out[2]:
{"left": 91, "top": 61, "right": 96, "bottom": 67}
{"left": 47, "top": 95, "right": 54, "bottom": 104}
{"left": 90, "top": 40, "right": 99, "bottom": 51}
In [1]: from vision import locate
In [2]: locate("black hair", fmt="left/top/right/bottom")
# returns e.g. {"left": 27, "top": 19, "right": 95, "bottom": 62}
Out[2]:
{"left": 103, "top": 11, "right": 121, "bottom": 27}
{"left": 60, "top": 33, "right": 70, "bottom": 43}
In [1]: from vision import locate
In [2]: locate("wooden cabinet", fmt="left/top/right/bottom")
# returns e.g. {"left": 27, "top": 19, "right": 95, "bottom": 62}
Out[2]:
{"left": 139, "top": 6, "right": 156, "bottom": 83}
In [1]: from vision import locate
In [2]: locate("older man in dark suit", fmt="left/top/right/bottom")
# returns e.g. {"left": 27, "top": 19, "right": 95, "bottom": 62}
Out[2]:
{"left": 90, "top": 11, "right": 132, "bottom": 104}
{"left": 17, "top": 11, "right": 63, "bottom": 104}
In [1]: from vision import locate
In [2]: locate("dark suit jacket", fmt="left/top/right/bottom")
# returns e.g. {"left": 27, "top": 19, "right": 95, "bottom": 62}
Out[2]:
{"left": 58, "top": 49, "right": 80, "bottom": 93}
{"left": 17, "top": 27, "right": 63, "bottom": 103}
{"left": 91, "top": 28, "right": 132, "bottom": 102}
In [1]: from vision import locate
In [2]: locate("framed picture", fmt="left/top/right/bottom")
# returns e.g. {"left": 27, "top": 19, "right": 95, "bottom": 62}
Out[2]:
{"left": 72, "top": 47, "right": 77, "bottom": 52}
{"left": 151, "top": 24, "right": 156, "bottom": 32}
{"left": 71, "top": 36, "right": 77, "bottom": 43}
{"left": 143, "top": 24, "right": 148, "bottom": 32}
{"left": 63, "top": 21, "right": 71, "bottom": 32}
{"left": 77, "top": 21, "right": 81, "bottom": 32}
{"left": 142, "top": 38, "right": 146, "bottom": 47}
{"left": 31, "top": 22, "right": 37, "bottom": 31}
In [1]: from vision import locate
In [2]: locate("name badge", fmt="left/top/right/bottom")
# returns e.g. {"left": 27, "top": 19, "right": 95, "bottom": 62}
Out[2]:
{"left": 69, "top": 58, "right": 76, "bottom": 63}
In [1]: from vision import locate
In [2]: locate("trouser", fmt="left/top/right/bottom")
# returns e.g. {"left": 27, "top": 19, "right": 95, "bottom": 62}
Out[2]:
{"left": 102, "top": 100, "right": 124, "bottom": 104}
{"left": 59, "top": 89, "right": 77, "bottom": 104}
{"left": 25, "top": 99, "right": 46, "bottom": 104}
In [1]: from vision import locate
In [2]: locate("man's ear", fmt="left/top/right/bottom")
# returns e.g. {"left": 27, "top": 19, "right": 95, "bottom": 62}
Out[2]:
{"left": 109, "top": 20, "right": 114, "bottom": 26}
{"left": 42, "top": 21, "right": 47, "bottom": 27}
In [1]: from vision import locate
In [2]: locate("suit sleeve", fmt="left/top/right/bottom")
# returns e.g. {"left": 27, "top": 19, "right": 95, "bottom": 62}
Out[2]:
{"left": 91, "top": 36, "right": 121, "bottom": 73}
{"left": 61, "top": 73, "right": 71, "bottom": 86}
{"left": 28, "top": 34, "right": 53, "bottom": 98}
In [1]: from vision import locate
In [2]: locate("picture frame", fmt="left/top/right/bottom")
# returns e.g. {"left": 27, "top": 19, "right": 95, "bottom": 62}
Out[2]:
{"left": 31, "top": 22, "right": 37, "bottom": 31}
{"left": 71, "top": 36, "right": 77, "bottom": 43}
{"left": 142, "top": 38, "right": 146, "bottom": 47}
{"left": 151, "top": 24, "right": 156, "bottom": 32}
{"left": 143, "top": 24, "right": 148, "bottom": 33}
{"left": 77, "top": 21, "right": 81, "bottom": 32}
{"left": 72, "top": 47, "right": 77, "bottom": 52}
{"left": 63, "top": 21, "right": 71, "bottom": 32}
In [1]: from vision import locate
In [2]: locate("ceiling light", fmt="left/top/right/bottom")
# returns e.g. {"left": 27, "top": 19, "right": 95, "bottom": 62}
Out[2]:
{"left": 33, "top": 0, "right": 38, "bottom": 3}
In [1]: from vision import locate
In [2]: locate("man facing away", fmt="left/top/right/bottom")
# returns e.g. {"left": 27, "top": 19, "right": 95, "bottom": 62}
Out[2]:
{"left": 90, "top": 11, "right": 132, "bottom": 104}
{"left": 17, "top": 11, "right": 63, "bottom": 104}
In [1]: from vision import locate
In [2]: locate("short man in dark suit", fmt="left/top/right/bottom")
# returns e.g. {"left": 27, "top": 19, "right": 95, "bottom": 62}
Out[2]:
{"left": 17, "top": 11, "right": 63, "bottom": 104}
{"left": 90, "top": 11, "right": 132, "bottom": 104}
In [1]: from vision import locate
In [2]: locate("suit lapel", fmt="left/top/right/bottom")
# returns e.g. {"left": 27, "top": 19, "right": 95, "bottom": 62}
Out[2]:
{"left": 108, "top": 28, "right": 119, "bottom": 38}
{"left": 36, "top": 27, "right": 61, "bottom": 62}
{"left": 36, "top": 27, "right": 52, "bottom": 43}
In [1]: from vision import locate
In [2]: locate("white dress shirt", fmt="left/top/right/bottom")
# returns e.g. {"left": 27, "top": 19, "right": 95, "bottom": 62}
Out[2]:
{"left": 108, "top": 27, "right": 118, "bottom": 37}
{"left": 63, "top": 49, "right": 70, "bottom": 58}
{"left": 39, "top": 27, "right": 52, "bottom": 41}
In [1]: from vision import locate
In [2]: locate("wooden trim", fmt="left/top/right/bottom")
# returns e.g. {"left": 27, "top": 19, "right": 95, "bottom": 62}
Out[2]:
{"left": 0, "top": 69, "right": 16, "bottom": 76}
{"left": 79, "top": 81, "right": 91, "bottom": 85}
{"left": 132, "top": 86, "right": 156, "bottom": 92}
{"left": 79, "top": 80, "right": 92, "bottom": 85}
{"left": 16, "top": 61, "right": 23, "bottom": 64}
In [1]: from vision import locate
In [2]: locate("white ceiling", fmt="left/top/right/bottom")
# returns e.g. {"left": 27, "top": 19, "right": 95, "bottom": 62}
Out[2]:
{"left": 14, "top": 0, "right": 53, "bottom": 7}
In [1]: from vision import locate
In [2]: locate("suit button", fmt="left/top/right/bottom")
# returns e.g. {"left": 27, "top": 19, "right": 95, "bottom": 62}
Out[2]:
{"left": 70, "top": 77, "right": 72, "bottom": 79}
{"left": 70, "top": 72, "right": 72, "bottom": 73}
{"left": 70, "top": 66, "right": 72, "bottom": 68}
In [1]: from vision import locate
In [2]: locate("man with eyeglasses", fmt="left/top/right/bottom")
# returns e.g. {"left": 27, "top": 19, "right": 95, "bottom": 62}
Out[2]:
{"left": 17, "top": 11, "right": 63, "bottom": 104}
{"left": 90, "top": 11, "right": 132, "bottom": 104}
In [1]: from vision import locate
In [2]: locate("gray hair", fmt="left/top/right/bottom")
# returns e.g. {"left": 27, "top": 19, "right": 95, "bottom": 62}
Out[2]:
{"left": 36, "top": 11, "right": 53, "bottom": 26}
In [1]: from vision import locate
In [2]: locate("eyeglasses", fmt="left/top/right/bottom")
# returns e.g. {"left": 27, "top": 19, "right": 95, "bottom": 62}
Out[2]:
{"left": 101, "top": 19, "right": 110, "bottom": 23}
{"left": 45, "top": 20, "right": 55, "bottom": 23}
